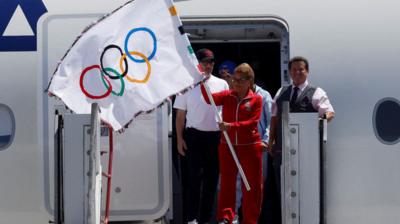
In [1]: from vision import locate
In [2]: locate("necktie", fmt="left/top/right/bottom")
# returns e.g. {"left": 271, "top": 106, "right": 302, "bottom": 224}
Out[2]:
{"left": 290, "top": 87, "right": 299, "bottom": 108}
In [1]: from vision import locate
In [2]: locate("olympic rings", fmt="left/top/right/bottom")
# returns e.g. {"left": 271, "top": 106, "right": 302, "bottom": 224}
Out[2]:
{"left": 101, "top": 67, "right": 125, "bottom": 96}
{"left": 100, "top": 44, "right": 128, "bottom": 79}
{"left": 119, "top": 51, "right": 151, "bottom": 83}
{"left": 124, "top": 27, "right": 157, "bottom": 63}
{"left": 80, "top": 65, "right": 112, "bottom": 99}
{"left": 79, "top": 26, "right": 157, "bottom": 100}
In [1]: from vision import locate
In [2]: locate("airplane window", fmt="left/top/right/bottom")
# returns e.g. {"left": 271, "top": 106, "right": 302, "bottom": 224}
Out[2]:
{"left": 373, "top": 98, "right": 400, "bottom": 145}
{"left": 0, "top": 104, "right": 15, "bottom": 150}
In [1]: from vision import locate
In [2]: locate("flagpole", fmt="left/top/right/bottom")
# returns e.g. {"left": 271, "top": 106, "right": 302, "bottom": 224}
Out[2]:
{"left": 87, "top": 103, "right": 101, "bottom": 224}
{"left": 202, "top": 81, "right": 251, "bottom": 191}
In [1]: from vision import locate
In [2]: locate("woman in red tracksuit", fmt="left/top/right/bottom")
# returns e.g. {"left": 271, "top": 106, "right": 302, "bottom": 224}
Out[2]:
{"left": 201, "top": 63, "right": 263, "bottom": 224}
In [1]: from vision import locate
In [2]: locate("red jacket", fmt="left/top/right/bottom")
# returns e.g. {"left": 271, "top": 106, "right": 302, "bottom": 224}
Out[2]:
{"left": 201, "top": 84, "right": 262, "bottom": 146}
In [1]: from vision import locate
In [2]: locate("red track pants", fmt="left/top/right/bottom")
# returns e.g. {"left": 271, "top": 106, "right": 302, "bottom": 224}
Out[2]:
{"left": 217, "top": 143, "right": 263, "bottom": 224}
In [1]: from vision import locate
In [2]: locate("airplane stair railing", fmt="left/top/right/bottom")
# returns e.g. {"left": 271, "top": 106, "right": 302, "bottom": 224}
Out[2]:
{"left": 101, "top": 127, "right": 114, "bottom": 224}
{"left": 281, "top": 102, "right": 328, "bottom": 224}
{"left": 319, "top": 118, "right": 328, "bottom": 224}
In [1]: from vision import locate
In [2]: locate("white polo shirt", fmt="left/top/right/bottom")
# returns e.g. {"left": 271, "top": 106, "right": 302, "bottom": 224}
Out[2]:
{"left": 174, "top": 75, "right": 229, "bottom": 131}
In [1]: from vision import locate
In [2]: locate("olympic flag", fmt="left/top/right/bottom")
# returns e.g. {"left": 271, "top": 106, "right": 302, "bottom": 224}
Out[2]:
{"left": 48, "top": 0, "right": 203, "bottom": 130}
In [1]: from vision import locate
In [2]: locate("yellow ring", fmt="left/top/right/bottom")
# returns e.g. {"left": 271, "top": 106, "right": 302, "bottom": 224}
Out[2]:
{"left": 119, "top": 51, "right": 151, "bottom": 83}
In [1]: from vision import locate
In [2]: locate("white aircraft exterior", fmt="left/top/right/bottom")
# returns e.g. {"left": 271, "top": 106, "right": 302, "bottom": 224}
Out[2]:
{"left": 0, "top": 0, "right": 399, "bottom": 223}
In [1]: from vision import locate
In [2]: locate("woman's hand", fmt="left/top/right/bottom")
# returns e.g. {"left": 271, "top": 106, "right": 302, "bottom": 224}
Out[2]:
{"left": 218, "top": 122, "right": 231, "bottom": 131}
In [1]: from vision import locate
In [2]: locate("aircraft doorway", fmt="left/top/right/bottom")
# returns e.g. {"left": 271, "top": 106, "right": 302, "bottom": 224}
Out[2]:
{"left": 191, "top": 41, "right": 281, "bottom": 96}
{"left": 169, "top": 16, "right": 290, "bottom": 224}
{"left": 184, "top": 16, "right": 290, "bottom": 97}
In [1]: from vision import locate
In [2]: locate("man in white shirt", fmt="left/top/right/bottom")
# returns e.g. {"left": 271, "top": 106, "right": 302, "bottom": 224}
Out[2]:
{"left": 174, "top": 49, "right": 229, "bottom": 224}
{"left": 267, "top": 56, "right": 335, "bottom": 223}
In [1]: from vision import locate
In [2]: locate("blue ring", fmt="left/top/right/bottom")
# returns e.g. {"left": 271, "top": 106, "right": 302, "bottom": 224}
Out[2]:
{"left": 124, "top": 27, "right": 157, "bottom": 63}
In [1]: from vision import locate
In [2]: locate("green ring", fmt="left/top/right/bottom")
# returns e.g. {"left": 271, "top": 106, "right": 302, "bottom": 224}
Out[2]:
{"left": 101, "top": 67, "right": 125, "bottom": 96}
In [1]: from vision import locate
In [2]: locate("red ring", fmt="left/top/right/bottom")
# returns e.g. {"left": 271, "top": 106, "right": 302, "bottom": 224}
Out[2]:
{"left": 80, "top": 65, "right": 112, "bottom": 99}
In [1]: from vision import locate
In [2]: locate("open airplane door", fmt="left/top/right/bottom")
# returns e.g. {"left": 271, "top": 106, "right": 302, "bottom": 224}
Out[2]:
{"left": 170, "top": 15, "right": 290, "bottom": 223}
{"left": 182, "top": 15, "right": 290, "bottom": 94}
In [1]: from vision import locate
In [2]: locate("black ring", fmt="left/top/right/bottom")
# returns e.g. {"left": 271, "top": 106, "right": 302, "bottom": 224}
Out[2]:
{"left": 100, "top": 44, "right": 128, "bottom": 79}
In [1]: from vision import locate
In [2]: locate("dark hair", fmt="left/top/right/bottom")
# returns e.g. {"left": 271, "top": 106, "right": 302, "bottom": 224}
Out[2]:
{"left": 196, "top": 48, "right": 214, "bottom": 62}
{"left": 289, "top": 56, "right": 309, "bottom": 71}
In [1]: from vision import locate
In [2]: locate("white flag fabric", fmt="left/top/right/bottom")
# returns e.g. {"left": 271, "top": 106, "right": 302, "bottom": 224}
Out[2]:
{"left": 48, "top": 0, "right": 202, "bottom": 130}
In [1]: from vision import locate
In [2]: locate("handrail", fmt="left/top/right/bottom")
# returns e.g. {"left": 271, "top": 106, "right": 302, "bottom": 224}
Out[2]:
{"left": 102, "top": 127, "right": 114, "bottom": 224}
{"left": 319, "top": 119, "right": 328, "bottom": 224}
